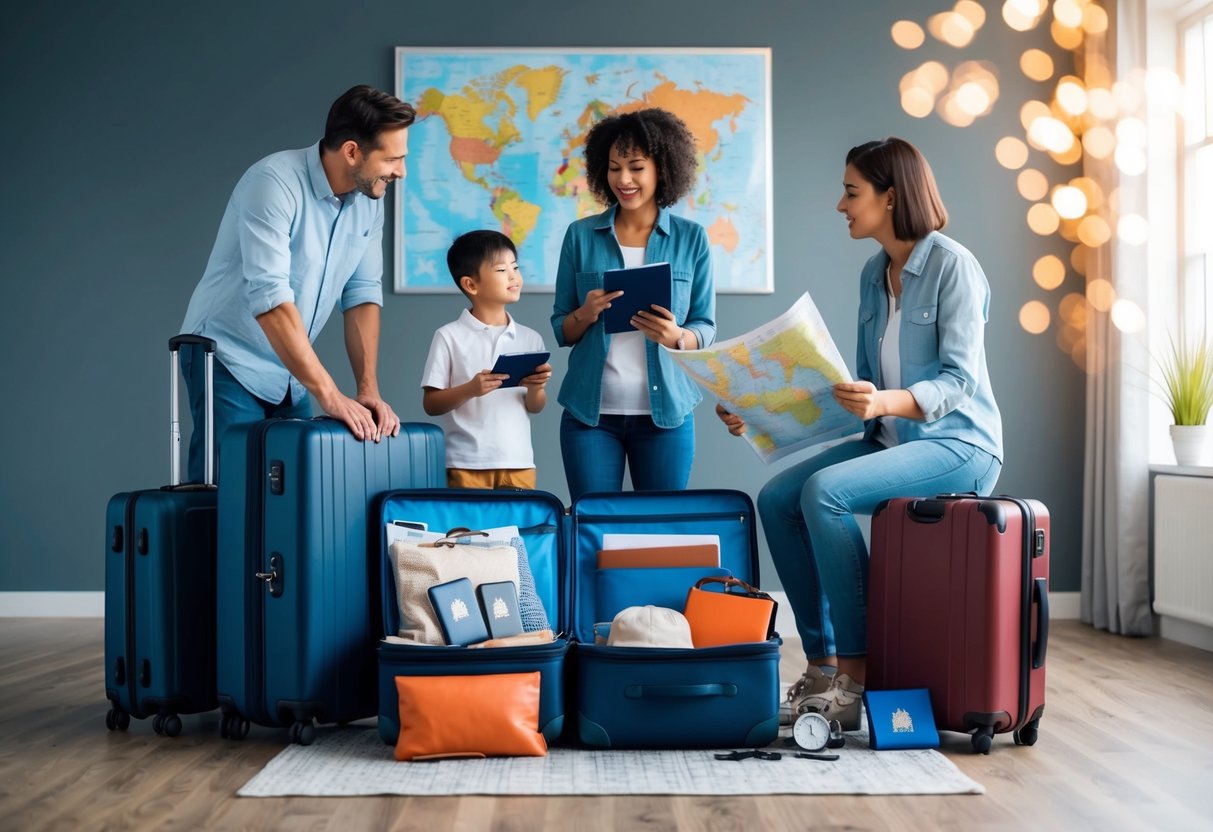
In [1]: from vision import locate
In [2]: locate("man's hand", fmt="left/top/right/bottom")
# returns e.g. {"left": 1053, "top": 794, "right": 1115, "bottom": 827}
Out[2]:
{"left": 632, "top": 304, "right": 681, "bottom": 347}
{"left": 465, "top": 370, "right": 509, "bottom": 398}
{"left": 832, "top": 381, "right": 884, "bottom": 421}
{"left": 356, "top": 392, "right": 401, "bottom": 440}
{"left": 519, "top": 363, "right": 552, "bottom": 391}
{"left": 317, "top": 389, "right": 378, "bottom": 442}
{"left": 716, "top": 403, "right": 746, "bottom": 436}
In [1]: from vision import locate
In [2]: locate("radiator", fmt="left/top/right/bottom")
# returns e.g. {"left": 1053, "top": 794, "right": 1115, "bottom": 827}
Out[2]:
{"left": 1154, "top": 475, "right": 1213, "bottom": 627}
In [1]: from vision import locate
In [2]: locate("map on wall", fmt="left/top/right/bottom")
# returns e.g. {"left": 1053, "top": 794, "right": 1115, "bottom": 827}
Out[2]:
{"left": 394, "top": 47, "right": 772, "bottom": 293}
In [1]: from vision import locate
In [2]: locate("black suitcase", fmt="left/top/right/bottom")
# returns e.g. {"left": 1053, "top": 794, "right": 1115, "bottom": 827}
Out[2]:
{"left": 103, "top": 335, "right": 219, "bottom": 736}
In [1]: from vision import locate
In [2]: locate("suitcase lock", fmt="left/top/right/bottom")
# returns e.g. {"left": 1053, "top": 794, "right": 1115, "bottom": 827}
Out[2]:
{"left": 255, "top": 552, "right": 284, "bottom": 597}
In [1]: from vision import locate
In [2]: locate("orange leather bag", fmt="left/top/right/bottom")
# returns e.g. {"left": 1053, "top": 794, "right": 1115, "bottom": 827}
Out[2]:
{"left": 683, "top": 576, "right": 778, "bottom": 648}
{"left": 394, "top": 671, "right": 548, "bottom": 761}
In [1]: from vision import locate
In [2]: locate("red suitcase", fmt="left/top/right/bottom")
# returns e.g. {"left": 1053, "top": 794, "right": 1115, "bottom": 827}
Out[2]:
{"left": 867, "top": 495, "right": 1049, "bottom": 754}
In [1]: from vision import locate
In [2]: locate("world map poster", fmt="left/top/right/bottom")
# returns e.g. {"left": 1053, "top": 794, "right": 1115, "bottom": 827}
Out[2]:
{"left": 394, "top": 47, "right": 771, "bottom": 293}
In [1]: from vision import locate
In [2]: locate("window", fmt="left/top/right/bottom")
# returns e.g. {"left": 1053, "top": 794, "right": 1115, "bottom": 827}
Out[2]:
{"left": 1181, "top": 6, "right": 1213, "bottom": 336}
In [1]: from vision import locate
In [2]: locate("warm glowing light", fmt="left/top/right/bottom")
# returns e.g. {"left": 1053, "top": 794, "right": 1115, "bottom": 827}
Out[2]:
{"left": 1020, "top": 49, "right": 1055, "bottom": 81}
{"left": 1082, "top": 3, "right": 1109, "bottom": 34}
{"left": 1028, "top": 202, "right": 1061, "bottom": 235}
{"left": 1051, "top": 20, "right": 1084, "bottom": 50}
{"left": 1113, "top": 78, "right": 1143, "bottom": 114}
{"left": 901, "top": 87, "right": 936, "bottom": 119}
{"left": 955, "top": 0, "right": 987, "bottom": 29}
{"left": 1020, "top": 100, "right": 1052, "bottom": 131}
{"left": 1077, "top": 215, "right": 1113, "bottom": 247}
{"left": 996, "top": 137, "right": 1030, "bottom": 169}
{"left": 1028, "top": 116, "right": 1076, "bottom": 153}
{"left": 929, "top": 12, "right": 977, "bottom": 47}
{"left": 1020, "top": 301, "right": 1052, "bottom": 334}
{"left": 1052, "top": 185, "right": 1088, "bottom": 219}
{"left": 1018, "top": 168, "right": 1049, "bottom": 201}
{"left": 1070, "top": 177, "right": 1104, "bottom": 211}
{"left": 1082, "top": 126, "right": 1116, "bottom": 159}
{"left": 1114, "top": 144, "right": 1147, "bottom": 176}
{"left": 1070, "top": 245, "right": 1089, "bottom": 276}
{"left": 891, "top": 20, "right": 926, "bottom": 49}
{"left": 1053, "top": 0, "right": 1083, "bottom": 28}
{"left": 1085, "top": 60, "right": 1113, "bottom": 90}
{"left": 1117, "top": 214, "right": 1150, "bottom": 246}
{"left": 1057, "top": 218, "right": 1081, "bottom": 243}
{"left": 1056, "top": 76, "right": 1088, "bottom": 115}
{"left": 1048, "top": 142, "right": 1084, "bottom": 166}
{"left": 1111, "top": 299, "right": 1146, "bottom": 333}
{"left": 956, "top": 82, "right": 992, "bottom": 115}
{"left": 1087, "top": 87, "right": 1118, "bottom": 119}
{"left": 1033, "top": 255, "right": 1066, "bottom": 290}
{"left": 1145, "top": 67, "right": 1183, "bottom": 113}
{"left": 1086, "top": 277, "right": 1116, "bottom": 311}
{"left": 902, "top": 61, "right": 950, "bottom": 94}
{"left": 1060, "top": 291, "right": 1088, "bottom": 325}
{"left": 1115, "top": 117, "right": 1147, "bottom": 147}
{"left": 940, "top": 92, "right": 977, "bottom": 127}
{"left": 1003, "top": 0, "right": 1046, "bottom": 31}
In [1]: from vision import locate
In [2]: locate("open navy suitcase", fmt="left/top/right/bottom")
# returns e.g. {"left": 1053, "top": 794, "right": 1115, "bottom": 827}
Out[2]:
{"left": 217, "top": 419, "right": 444, "bottom": 745}
{"left": 104, "top": 335, "right": 219, "bottom": 737}
{"left": 376, "top": 489, "right": 780, "bottom": 750}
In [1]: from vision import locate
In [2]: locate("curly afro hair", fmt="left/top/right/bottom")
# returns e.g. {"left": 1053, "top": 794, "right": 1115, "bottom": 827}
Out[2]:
{"left": 582, "top": 108, "right": 700, "bottom": 208}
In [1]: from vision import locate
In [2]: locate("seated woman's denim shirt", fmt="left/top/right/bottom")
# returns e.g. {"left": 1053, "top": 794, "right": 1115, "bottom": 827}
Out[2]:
{"left": 857, "top": 231, "right": 1003, "bottom": 461}
{"left": 550, "top": 205, "right": 716, "bottom": 428}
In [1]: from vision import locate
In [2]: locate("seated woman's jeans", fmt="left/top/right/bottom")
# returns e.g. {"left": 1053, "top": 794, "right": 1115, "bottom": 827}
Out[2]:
{"left": 758, "top": 437, "right": 1001, "bottom": 660}
{"left": 560, "top": 410, "right": 694, "bottom": 502}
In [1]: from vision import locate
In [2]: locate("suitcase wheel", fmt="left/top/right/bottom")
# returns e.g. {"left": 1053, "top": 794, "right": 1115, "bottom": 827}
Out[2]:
{"left": 288, "top": 719, "right": 316, "bottom": 746}
{"left": 105, "top": 707, "right": 130, "bottom": 732}
{"left": 971, "top": 727, "right": 994, "bottom": 754}
{"left": 1014, "top": 719, "right": 1040, "bottom": 747}
{"left": 220, "top": 712, "right": 250, "bottom": 741}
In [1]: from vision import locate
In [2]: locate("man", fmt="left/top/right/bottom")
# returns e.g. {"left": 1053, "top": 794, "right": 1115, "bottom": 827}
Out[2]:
{"left": 179, "top": 85, "right": 413, "bottom": 482}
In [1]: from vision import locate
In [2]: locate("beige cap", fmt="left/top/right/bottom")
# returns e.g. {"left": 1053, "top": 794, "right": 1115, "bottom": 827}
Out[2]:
{"left": 606, "top": 605, "right": 694, "bottom": 649}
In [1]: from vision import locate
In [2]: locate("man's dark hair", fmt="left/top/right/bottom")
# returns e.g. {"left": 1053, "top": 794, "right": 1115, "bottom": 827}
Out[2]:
{"left": 583, "top": 108, "right": 700, "bottom": 208}
{"left": 321, "top": 85, "right": 416, "bottom": 152}
{"left": 845, "top": 137, "right": 948, "bottom": 241}
{"left": 447, "top": 230, "right": 518, "bottom": 296}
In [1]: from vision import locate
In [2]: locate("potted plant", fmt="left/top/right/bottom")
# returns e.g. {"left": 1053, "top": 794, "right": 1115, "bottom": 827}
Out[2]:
{"left": 1158, "top": 333, "right": 1213, "bottom": 465}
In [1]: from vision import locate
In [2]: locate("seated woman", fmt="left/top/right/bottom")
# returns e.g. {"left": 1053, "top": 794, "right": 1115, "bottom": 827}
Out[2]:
{"left": 717, "top": 137, "right": 1003, "bottom": 728}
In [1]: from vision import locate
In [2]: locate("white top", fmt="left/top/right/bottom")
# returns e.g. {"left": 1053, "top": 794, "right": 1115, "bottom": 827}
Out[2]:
{"left": 599, "top": 245, "right": 651, "bottom": 415}
{"left": 421, "top": 308, "right": 547, "bottom": 469}
{"left": 876, "top": 268, "right": 902, "bottom": 449}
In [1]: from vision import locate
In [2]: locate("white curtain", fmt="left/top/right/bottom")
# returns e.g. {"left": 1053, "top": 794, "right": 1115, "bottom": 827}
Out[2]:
{"left": 1080, "top": 0, "right": 1154, "bottom": 636}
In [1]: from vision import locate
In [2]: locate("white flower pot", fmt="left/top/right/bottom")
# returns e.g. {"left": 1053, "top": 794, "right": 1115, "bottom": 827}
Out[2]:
{"left": 1170, "top": 424, "right": 1212, "bottom": 466}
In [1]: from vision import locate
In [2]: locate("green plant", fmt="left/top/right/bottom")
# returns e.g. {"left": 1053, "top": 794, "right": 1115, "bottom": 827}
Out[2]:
{"left": 1157, "top": 333, "right": 1213, "bottom": 426}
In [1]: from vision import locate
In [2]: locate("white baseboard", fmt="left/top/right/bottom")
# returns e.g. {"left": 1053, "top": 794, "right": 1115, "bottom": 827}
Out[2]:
{"left": 1159, "top": 616, "right": 1213, "bottom": 652}
{"left": 769, "top": 590, "right": 1081, "bottom": 640}
{"left": 0, "top": 592, "right": 103, "bottom": 617}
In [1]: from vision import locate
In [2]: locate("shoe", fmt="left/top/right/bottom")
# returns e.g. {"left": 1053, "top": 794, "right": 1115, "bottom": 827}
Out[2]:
{"left": 779, "top": 665, "right": 833, "bottom": 726}
{"left": 797, "top": 673, "right": 864, "bottom": 731}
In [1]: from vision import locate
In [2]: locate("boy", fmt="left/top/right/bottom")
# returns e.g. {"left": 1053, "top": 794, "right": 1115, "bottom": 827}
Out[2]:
{"left": 421, "top": 230, "right": 552, "bottom": 488}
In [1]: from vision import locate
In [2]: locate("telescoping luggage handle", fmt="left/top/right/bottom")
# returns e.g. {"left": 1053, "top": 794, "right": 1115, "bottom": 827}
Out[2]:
{"left": 167, "top": 334, "right": 217, "bottom": 488}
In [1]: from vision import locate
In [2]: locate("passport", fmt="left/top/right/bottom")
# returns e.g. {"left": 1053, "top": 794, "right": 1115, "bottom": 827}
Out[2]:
{"left": 476, "top": 580, "right": 524, "bottom": 639}
{"left": 863, "top": 688, "right": 940, "bottom": 749}
{"left": 427, "top": 578, "right": 489, "bottom": 646}
{"left": 601, "top": 262, "right": 673, "bottom": 334}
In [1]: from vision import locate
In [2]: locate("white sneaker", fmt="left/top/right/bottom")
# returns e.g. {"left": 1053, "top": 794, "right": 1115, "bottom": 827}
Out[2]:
{"left": 797, "top": 672, "right": 864, "bottom": 731}
{"left": 778, "top": 665, "right": 833, "bottom": 726}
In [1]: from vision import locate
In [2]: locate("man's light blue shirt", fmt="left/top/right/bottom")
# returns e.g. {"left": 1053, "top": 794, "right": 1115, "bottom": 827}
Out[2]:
{"left": 550, "top": 205, "right": 716, "bottom": 428}
{"left": 856, "top": 230, "right": 1003, "bottom": 461}
{"left": 181, "top": 142, "right": 384, "bottom": 404}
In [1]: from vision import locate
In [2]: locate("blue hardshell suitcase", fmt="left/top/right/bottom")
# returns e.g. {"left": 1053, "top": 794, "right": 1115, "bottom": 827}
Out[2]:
{"left": 376, "top": 488, "right": 570, "bottom": 745}
{"left": 216, "top": 418, "right": 443, "bottom": 745}
{"left": 570, "top": 491, "right": 782, "bottom": 749}
{"left": 104, "top": 335, "right": 219, "bottom": 736}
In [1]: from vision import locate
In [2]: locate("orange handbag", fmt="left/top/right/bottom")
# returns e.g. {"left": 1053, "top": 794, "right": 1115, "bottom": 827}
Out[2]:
{"left": 394, "top": 671, "right": 548, "bottom": 761}
{"left": 683, "top": 576, "right": 778, "bottom": 648}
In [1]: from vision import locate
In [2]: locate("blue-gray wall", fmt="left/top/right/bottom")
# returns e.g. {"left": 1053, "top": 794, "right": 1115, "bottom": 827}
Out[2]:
{"left": 0, "top": 1, "right": 1085, "bottom": 593}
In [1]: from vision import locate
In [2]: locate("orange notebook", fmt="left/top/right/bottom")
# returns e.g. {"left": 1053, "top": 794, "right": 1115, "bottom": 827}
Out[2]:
{"left": 595, "top": 544, "right": 720, "bottom": 569}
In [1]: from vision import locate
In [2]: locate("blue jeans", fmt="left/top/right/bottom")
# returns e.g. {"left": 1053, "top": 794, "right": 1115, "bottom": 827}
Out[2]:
{"left": 758, "top": 437, "right": 1001, "bottom": 660}
{"left": 179, "top": 344, "right": 311, "bottom": 484}
{"left": 560, "top": 410, "right": 695, "bottom": 501}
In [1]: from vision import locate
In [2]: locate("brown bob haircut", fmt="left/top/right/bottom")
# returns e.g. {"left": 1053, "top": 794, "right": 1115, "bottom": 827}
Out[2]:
{"left": 845, "top": 137, "right": 948, "bottom": 241}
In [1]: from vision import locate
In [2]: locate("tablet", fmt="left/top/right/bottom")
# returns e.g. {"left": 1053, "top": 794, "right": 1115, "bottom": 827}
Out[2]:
{"left": 489, "top": 351, "right": 550, "bottom": 388}
{"left": 601, "top": 262, "right": 673, "bottom": 334}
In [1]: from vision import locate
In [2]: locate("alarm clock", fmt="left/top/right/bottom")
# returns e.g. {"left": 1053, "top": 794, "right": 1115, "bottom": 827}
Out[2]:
{"left": 792, "top": 711, "right": 832, "bottom": 751}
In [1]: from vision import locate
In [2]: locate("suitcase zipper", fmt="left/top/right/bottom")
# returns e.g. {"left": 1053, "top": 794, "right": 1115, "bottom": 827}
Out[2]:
{"left": 576, "top": 512, "right": 747, "bottom": 524}
{"left": 243, "top": 421, "right": 273, "bottom": 724}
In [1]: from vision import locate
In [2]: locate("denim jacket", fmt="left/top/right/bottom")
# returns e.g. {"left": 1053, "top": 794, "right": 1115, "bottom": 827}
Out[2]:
{"left": 857, "top": 231, "right": 1003, "bottom": 461}
{"left": 550, "top": 205, "right": 716, "bottom": 428}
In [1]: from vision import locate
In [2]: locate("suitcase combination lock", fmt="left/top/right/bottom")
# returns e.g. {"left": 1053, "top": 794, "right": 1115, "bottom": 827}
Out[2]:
{"left": 255, "top": 553, "right": 284, "bottom": 597}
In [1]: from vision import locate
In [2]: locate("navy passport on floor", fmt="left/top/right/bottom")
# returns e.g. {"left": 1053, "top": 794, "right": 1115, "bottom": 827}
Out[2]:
{"left": 477, "top": 580, "right": 524, "bottom": 639}
{"left": 602, "top": 262, "right": 672, "bottom": 334}
{"left": 428, "top": 578, "right": 489, "bottom": 646}
{"left": 490, "top": 351, "right": 550, "bottom": 388}
{"left": 863, "top": 688, "right": 940, "bottom": 749}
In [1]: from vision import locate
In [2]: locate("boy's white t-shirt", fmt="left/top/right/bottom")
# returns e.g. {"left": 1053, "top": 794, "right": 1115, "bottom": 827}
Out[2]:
{"left": 599, "top": 245, "right": 651, "bottom": 415}
{"left": 420, "top": 308, "right": 546, "bottom": 469}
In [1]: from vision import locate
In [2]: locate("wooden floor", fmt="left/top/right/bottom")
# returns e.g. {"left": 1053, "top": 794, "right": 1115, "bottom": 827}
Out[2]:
{"left": 2, "top": 619, "right": 1212, "bottom": 831}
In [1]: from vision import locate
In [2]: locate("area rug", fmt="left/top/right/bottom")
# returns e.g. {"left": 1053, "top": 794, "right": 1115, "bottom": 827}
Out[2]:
{"left": 238, "top": 727, "right": 983, "bottom": 797}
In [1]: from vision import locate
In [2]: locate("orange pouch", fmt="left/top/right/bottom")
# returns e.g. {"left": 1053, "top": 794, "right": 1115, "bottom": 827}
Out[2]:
{"left": 394, "top": 671, "right": 547, "bottom": 761}
{"left": 683, "top": 576, "right": 778, "bottom": 648}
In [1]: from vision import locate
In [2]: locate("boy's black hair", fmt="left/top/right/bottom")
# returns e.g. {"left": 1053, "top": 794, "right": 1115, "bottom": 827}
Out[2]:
{"left": 446, "top": 230, "right": 518, "bottom": 296}
{"left": 321, "top": 85, "right": 416, "bottom": 152}
{"left": 583, "top": 108, "right": 700, "bottom": 208}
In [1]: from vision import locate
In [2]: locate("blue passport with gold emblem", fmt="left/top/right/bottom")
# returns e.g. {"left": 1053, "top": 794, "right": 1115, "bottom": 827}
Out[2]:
{"left": 476, "top": 580, "right": 524, "bottom": 639}
{"left": 427, "top": 578, "right": 489, "bottom": 646}
{"left": 863, "top": 688, "right": 940, "bottom": 749}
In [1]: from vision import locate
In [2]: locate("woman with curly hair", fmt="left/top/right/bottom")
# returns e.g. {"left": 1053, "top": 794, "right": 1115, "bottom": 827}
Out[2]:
{"left": 550, "top": 107, "right": 716, "bottom": 500}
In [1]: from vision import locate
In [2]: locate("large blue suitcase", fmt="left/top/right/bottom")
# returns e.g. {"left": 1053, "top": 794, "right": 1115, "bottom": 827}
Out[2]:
{"left": 104, "top": 335, "right": 219, "bottom": 736}
{"left": 216, "top": 418, "right": 443, "bottom": 745}
{"left": 375, "top": 488, "right": 570, "bottom": 745}
{"left": 570, "top": 491, "right": 781, "bottom": 749}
